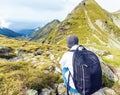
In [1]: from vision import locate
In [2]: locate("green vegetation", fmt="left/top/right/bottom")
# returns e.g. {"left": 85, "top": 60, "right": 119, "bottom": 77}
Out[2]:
{"left": 0, "top": 59, "right": 61, "bottom": 95}
{"left": 0, "top": 36, "right": 67, "bottom": 95}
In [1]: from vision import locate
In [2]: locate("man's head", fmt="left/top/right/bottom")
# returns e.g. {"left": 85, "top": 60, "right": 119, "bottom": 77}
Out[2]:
{"left": 67, "top": 35, "right": 79, "bottom": 48}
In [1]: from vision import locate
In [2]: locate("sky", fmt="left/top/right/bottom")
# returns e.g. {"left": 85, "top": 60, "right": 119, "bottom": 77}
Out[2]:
{"left": 0, "top": 0, "right": 120, "bottom": 31}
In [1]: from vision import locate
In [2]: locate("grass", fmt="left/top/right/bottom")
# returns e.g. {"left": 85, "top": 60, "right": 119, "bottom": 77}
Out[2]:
{"left": 0, "top": 36, "right": 68, "bottom": 95}
{"left": 0, "top": 59, "right": 61, "bottom": 95}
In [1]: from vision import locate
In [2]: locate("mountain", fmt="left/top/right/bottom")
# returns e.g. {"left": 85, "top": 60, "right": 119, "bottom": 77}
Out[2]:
{"left": 17, "top": 29, "right": 35, "bottom": 36}
{"left": 30, "top": 19, "right": 60, "bottom": 41}
{"left": 112, "top": 10, "right": 120, "bottom": 28}
{"left": 43, "top": 0, "right": 120, "bottom": 49}
{"left": 0, "top": 28, "right": 22, "bottom": 37}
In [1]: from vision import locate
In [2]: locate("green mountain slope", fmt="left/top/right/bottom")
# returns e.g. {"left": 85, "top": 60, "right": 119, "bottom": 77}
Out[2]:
{"left": 0, "top": 36, "right": 67, "bottom": 95}
{"left": 112, "top": 10, "right": 120, "bottom": 28}
{"left": 30, "top": 19, "right": 60, "bottom": 41}
{"left": 43, "top": 0, "right": 120, "bottom": 49}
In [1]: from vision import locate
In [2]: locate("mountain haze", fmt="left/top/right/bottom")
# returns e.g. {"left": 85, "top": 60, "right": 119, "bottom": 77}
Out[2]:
{"left": 42, "top": 0, "right": 120, "bottom": 49}
{"left": 17, "top": 29, "right": 35, "bottom": 36}
{"left": 0, "top": 28, "right": 22, "bottom": 37}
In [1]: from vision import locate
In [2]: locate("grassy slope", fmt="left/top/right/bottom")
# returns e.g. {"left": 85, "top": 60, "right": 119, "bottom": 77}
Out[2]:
{"left": 0, "top": 35, "right": 119, "bottom": 95}
{"left": 0, "top": 36, "right": 68, "bottom": 95}
{"left": 30, "top": 20, "right": 60, "bottom": 42}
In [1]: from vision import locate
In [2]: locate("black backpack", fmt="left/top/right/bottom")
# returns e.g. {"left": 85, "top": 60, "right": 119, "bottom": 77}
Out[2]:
{"left": 70, "top": 46, "right": 102, "bottom": 95}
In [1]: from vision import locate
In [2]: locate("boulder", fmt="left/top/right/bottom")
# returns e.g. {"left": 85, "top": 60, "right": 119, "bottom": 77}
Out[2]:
{"left": 25, "top": 89, "right": 38, "bottom": 95}
{"left": 115, "top": 67, "right": 120, "bottom": 84}
{"left": 39, "top": 88, "right": 56, "bottom": 95}
{"left": 57, "top": 83, "right": 66, "bottom": 95}
{"left": 0, "top": 46, "right": 12, "bottom": 55}
{"left": 92, "top": 89, "right": 105, "bottom": 95}
{"left": 16, "top": 49, "right": 25, "bottom": 57}
{"left": 101, "top": 61, "right": 118, "bottom": 82}
{"left": 50, "top": 54, "right": 55, "bottom": 60}
{"left": 103, "top": 87, "right": 117, "bottom": 95}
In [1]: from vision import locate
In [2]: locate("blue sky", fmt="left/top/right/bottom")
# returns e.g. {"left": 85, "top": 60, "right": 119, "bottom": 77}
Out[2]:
{"left": 0, "top": 0, "right": 120, "bottom": 30}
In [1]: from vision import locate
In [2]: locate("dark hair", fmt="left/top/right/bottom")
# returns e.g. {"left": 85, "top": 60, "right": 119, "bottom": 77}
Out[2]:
{"left": 67, "top": 35, "right": 79, "bottom": 48}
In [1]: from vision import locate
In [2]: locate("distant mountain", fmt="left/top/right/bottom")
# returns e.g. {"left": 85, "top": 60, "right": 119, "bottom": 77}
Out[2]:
{"left": 17, "top": 29, "right": 35, "bottom": 36}
{"left": 30, "top": 19, "right": 60, "bottom": 41}
{"left": 0, "top": 28, "right": 22, "bottom": 37}
{"left": 43, "top": 0, "right": 120, "bottom": 49}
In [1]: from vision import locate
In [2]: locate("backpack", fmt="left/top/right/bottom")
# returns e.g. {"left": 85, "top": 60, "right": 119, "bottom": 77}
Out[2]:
{"left": 70, "top": 46, "right": 102, "bottom": 95}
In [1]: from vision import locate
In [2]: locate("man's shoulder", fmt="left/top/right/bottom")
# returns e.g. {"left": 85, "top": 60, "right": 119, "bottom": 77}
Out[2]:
{"left": 63, "top": 51, "right": 73, "bottom": 56}
{"left": 60, "top": 51, "right": 72, "bottom": 59}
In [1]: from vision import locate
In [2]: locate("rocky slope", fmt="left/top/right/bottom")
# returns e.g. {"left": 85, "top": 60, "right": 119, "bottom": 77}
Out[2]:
{"left": 0, "top": 36, "right": 67, "bottom": 95}
{"left": 30, "top": 19, "right": 60, "bottom": 42}
{"left": 112, "top": 10, "right": 120, "bottom": 28}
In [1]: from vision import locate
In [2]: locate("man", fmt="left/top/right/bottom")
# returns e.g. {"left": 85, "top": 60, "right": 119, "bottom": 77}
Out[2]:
{"left": 59, "top": 35, "right": 102, "bottom": 95}
{"left": 59, "top": 35, "right": 82, "bottom": 95}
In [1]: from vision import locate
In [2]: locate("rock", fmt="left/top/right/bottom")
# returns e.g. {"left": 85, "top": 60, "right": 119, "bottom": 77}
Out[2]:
{"left": 0, "top": 46, "right": 12, "bottom": 55}
{"left": 57, "top": 83, "right": 66, "bottom": 95}
{"left": 25, "top": 89, "right": 38, "bottom": 95}
{"left": 115, "top": 67, "right": 120, "bottom": 84}
{"left": 39, "top": 88, "right": 51, "bottom": 95}
{"left": 34, "top": 52, "right": 43, "bottom": 56}
{"left": 55, "top": 67, "right": 61, "bottom": 73}
{"left": 16, "top": 49, "right": 25, "bottom": 57}
{"left": 49, "top": 65, "right": 55, "bottom": 71}
{"left": 10, "top": 56, "right": 24, "bottom": 62}
{"left": 96, "top": 50, "right": 111, "bottom": 56}
{"left": 39, "top": 88, "right": 56, "bottom": 95}
{"left": 103, "top": 55, "right": 114, "bottom": 60}
{"left": 50, "top": 54, "right": 55, "bottom": 60}
{"left": 103, "top": 87, "right": 117, "bottom": 95}
{"left": 43, "top": 70, "right": 49, "bottom": 74}
{"left": 88, "top": 47, "right": 111, "bottom": 56}
{"left": 101, "top": 62, "right": 118, "bottom": 82}
{"left": 92, "top": 88, "right": 105, "bottom": 95}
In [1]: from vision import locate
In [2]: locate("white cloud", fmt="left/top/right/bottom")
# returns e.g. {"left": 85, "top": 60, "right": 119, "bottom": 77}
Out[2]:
{"left": 0, "top": 18, "right": 11, "bottom": 28}
{"left": 0, "top": 0, "right": 120, "bottom": 30}
{"left": 95, "top": 0, "right": 120, "bottom": 12}
{"left": 0, "top": 0, "right": 119, "bottom": 22}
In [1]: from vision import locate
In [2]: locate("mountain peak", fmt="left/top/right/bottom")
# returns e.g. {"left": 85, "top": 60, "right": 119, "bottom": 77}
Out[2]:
{"left": 52, "top": 19, "right": 60, "bottom": 23}
{"left": 42, "top": 0, "right": 120, "bottom": 49}
{"left": 30, "top": 19, "right": 60, "bottom": 41}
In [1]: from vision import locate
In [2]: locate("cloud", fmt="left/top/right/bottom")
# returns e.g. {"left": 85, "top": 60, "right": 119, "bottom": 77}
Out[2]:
{"left": 0, "top": 18, "right": 11, "bottom": 28}
{"left": 0, "top": 0, "right": 120, "bottom": 30}
{"left": 95, "top": 0, "right": 120, "bottom": 12}
{"left": 0, "top": 0, "right": 81, "bottom": 22}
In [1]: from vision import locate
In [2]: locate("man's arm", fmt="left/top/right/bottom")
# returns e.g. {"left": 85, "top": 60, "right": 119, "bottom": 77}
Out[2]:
{"left": 59, "top": 53, "right": 66, "bottom": 70}
{"left": 60, "top": 64, "right": 62, "bottom": 70}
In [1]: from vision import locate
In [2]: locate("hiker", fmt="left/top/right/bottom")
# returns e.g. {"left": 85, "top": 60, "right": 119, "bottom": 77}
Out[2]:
{"left": 59, "top": 35, "right": 102, "bottom": 95}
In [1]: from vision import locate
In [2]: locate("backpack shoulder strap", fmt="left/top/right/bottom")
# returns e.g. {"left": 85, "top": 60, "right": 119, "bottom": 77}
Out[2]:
{"left": 69, "top": 45, "right": 86, "bottom": 52}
